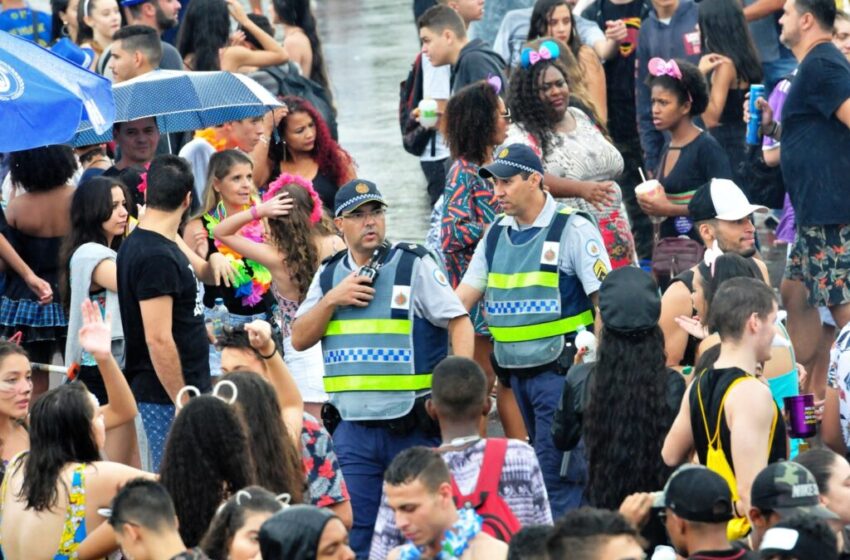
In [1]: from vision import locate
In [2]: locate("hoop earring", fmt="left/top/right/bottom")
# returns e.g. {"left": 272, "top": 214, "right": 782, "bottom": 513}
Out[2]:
{"left": 61, "top": 22, "right": 69, "bottom": 36}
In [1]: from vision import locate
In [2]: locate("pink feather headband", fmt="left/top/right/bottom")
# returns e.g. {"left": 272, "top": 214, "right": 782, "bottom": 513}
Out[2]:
{"left": 263, "top": 173, "right": 324, "bottom": 225}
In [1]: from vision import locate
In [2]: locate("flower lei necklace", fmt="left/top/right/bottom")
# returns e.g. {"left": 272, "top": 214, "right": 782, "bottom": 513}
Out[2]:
{"left": 194, "top": 128, "right": 228, "bottom": 152}
{"left": 398, "top": 507, "right": 483, "bottom": 559}
{"left": 204, "top": 201, "right": 271, "bottom": 306}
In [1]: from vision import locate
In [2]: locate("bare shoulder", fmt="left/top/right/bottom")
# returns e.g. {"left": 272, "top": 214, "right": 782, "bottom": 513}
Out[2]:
{"left": 468, "top": 532, "right": 508, "bottom": 559}
{"left": 578, "top": 45, "right": 602, "bottom": 69}
{"left": 726, "top": 374, "right": 774, "bottom": 411}
{"left": 753, "top": 258, "right": 770, "bottom": 283}
{"left": 661, "top": 279, "right": 693, "bottom": 313}
{"left": 283, "top": 29, "right": 311, "bottom": 50}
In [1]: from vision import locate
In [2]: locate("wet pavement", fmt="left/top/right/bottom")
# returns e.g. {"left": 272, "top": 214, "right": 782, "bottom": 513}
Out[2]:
{"left": 315, "top": 0, "right": 433, "bottom": 243}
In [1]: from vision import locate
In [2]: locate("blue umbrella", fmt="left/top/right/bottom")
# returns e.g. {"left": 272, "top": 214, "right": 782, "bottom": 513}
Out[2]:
{"left": 75, "top": 70, "right": 282, "bottom": 146}
{"left": 0, "top": 31, "right": 114, "bottom": 152}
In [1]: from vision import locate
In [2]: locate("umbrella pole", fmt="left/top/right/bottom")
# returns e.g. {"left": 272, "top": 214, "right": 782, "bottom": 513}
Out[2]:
{"left": 167, "top": 133, "right": 173, "bottom": 154}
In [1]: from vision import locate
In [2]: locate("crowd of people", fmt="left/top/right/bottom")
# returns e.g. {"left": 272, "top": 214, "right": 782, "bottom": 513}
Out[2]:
{"left": 3, "top": 0, "right": 850, "bottom": 557}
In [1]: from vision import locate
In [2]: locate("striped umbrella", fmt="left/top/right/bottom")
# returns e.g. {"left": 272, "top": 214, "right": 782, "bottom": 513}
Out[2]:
{"left": 74, "top": 69, "right": 281, "bottom": 146}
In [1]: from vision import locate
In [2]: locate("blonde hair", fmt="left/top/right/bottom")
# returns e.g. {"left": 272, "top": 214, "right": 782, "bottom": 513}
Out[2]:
{"left": 196, "top": 149, "right": 254, "bottom": 218}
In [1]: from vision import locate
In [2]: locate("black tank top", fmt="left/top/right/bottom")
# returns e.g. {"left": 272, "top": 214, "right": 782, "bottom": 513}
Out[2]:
{"left": 689, "top": 367, "right": 787, "bottom": 473}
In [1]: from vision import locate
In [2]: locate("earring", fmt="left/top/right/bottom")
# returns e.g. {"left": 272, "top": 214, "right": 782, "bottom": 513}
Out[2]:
{"left": 61, "top": 21, "right": 69, "bottom": 36}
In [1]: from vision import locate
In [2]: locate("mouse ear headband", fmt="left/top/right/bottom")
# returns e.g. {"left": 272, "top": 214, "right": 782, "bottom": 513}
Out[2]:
{"left": 175, "top": 380, "right": 239, "bottom": 411}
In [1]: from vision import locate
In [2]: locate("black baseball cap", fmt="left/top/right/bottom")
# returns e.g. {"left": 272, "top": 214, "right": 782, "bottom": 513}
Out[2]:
{"left": 599, "top": 267, "right": 660, "bottom": 333}
{"left": 759, "top": 520, "right": 840, "bottom": 560}
{"left": 751, "top": 462, "right": 839, "bottom": 520}
{"left": 688, "top": 178, "right": 767, "bottom": 222}
{"left": 479, "top": 144, "right": 544, "bottom": 180}
{"left": 334, "top": 179, "right": 388, "bottom": 217}
{"left": 652, "top": 465, "right": 734, "bottom": 523}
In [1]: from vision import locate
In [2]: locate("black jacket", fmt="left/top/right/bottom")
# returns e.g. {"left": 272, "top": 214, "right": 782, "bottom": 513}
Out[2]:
{"left": 450, "top": 39, "right": 506, "bottom": 94}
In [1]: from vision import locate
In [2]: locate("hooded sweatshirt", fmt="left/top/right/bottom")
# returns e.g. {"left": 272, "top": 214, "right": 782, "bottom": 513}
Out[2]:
{"left": 635, "top": 0, "right": 701, "bottom": 172}
{"left": 259, "top": 505, "right": 336, "bottom": 560}
{"left": 450, "top": 38, "right": 507, "bottom": 94}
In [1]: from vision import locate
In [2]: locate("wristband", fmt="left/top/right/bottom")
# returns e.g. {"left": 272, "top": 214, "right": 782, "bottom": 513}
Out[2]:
{"left": 250, "top": 205, "right": 260, "bottom": 221}
{"left": 259, "top": 346, "right": 277, "bottom": 360}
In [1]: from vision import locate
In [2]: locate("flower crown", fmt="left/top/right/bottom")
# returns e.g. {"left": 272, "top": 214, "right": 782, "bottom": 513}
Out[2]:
{"left": 264, "top": 173, "right": 323, "bottom": 225}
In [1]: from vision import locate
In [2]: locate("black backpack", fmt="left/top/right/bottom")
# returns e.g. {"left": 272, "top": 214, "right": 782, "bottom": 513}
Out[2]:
{"left": 249, "top": 63, "right": 339, "bottom": 140}
{"left": 398, "top": 52, "right": 435, "bottom": 157}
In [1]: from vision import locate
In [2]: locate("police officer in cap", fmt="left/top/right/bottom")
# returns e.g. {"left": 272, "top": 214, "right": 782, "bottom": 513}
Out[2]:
{"left": 456, "top": 143, "right": 612, "bottom": 518}
{"left": 291, "top": 179, "right": 474, "bottom": 558}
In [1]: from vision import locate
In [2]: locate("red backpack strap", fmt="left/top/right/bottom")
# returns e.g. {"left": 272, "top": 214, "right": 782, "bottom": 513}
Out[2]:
{"left": 475, "top": 438, "right": 508, "bottom": 495}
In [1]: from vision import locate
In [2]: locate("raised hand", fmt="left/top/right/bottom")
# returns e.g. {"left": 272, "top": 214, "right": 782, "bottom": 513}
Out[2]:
{"left": 257, "top": 192, "right": 294, "bottom": 219}
{"left": 244, "top": 319, "right": 273, "bottom": 351}
{"left": 78, "top": 299, "right": 112, "bottom": 360}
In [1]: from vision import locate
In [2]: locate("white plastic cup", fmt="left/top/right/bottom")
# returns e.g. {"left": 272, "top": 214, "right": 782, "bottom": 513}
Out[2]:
{"left": 418, "top": 98, "right": 438, "bottom": 128}
{"left": 635, "top": 180, "right": 666, "bottom": 225}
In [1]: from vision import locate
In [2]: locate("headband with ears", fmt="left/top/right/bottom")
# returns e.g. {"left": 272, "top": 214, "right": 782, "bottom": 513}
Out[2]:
{"left": 175, "top": 380, "right": 239, "bottom": 411}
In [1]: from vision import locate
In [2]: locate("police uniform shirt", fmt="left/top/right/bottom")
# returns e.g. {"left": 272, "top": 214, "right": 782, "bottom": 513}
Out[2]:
{"left": 296, "top": 248, "right": 469, "bottom": 327}
{"left": 461, "top": 193, "right": 612, "bottom": 295}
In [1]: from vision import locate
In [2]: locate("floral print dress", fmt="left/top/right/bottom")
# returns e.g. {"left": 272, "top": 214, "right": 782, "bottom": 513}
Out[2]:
{"left": 440, "top": 158, "right": 500, "bottom": 336}
{"left": 505, "top": 108, "right": 636, "bottom": 268}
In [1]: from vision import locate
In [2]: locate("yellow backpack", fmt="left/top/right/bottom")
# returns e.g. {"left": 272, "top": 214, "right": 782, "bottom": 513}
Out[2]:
{"left": 696, "top": 372, "right": 778, "bottom": 541}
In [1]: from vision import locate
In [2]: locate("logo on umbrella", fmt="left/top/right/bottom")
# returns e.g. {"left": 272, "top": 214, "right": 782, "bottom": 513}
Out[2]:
{"left": 0, "top": 61, "right": 24, "bottom": 101}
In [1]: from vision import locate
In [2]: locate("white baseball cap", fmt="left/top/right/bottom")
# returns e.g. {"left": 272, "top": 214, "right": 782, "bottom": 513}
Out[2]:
{"left": 688, "top": 178, "right": 768, "bottom": 222}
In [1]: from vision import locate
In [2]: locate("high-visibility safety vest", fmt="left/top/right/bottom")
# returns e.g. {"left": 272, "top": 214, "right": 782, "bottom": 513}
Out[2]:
{"left": 484, "top": 205, "right": 594, "bottom": 369}
{"left": 318, "top": 244, "right": 448, "bottom": 421}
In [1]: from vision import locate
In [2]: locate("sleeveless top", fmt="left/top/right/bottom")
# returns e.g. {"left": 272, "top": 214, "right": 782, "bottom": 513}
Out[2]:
{"left": 690, "top": 367, "right": 788, "bottom": 471}
{"left": 0, "top": 456, "right": 88, "bottom": 560}
{"left": 312, "top": 172, "right": 339, "bottom": 213}
{"left": 0, "top": 228, "right": 67, "bottom": 341}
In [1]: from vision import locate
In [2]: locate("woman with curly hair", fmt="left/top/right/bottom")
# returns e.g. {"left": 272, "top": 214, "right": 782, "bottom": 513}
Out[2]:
{"left": 223, "top": 370, "right": 306, "bottom": 503}
{"left": 218, "top": 323, "right": 353, "bottom": 527}
{"left": 214, "top": 174, "right": 346, "bottom": 418}
{"left": 553, "top": 267, "right": 684, "bottom": 550}
{"left": 201, "top": 486, "right": 286, "bottom": 560}
{"left": 177, "top": 0, "right": 287, "bottom": 72}
{"left": 528, "top": 0, "right": 606, "bottom": 123}
{"left": 183, "top": 150, "right": 277, "bottom": 376}
{"left": 506, "top": 40, "right": 636, "bottom": 267}
{"left": 159, "top": 394, "right": 256, "bottom": 548}
{"left": 271, "top": 0, "right": 332, "bottom": 96}
{"left": 636, "top": 58, "right": 732, "bottom": 241}
{"left": 253, "top": 96, "right": 356, "bottom": 211}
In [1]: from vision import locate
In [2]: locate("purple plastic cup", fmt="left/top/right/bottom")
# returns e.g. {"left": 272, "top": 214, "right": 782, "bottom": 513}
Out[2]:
{"left": 783, "top": 394, "right": 817, "bottom": 439}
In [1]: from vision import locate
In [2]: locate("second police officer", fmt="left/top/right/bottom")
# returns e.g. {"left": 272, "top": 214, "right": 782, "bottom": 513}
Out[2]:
{"left": 456, "top": 144, "right": 612, "bottom": 519}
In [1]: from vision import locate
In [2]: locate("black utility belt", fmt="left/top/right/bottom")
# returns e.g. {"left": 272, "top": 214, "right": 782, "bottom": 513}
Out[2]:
{"left": 491, "top": 339, "right": 578, "bottom": 379}
{"left": 351, "top": 395, "right": 438, "bottom": 436}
